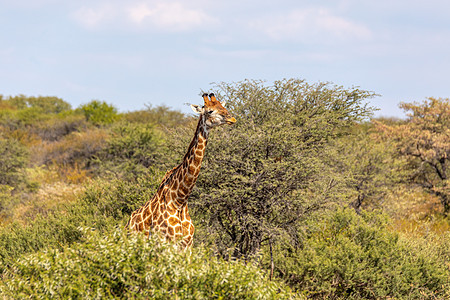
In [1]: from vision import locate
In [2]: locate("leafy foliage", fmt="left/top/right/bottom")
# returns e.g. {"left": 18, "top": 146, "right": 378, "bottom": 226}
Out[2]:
{"left": 189, "top": 79, "right": 376, "bottom": 258}
{"left": 0, "top": 95, "right": 71, "bottom": 114}
{"left": 95, "top": 122, "right": 168, "bottom": 179}
{"left": 264, "top": 208, "right": 450, "bottom": 299}
{"left": 0, "top": 228, "right": 294, "bottom": 299}
{"left": 0, "top": 137, "right": 29, "bottom": 187}
{"left": 79, "top": 100, "right": 120, "bottom": 125}
{"left": 376, "top": 97, "right": 450, "bottom": 213}
{"left": 0, "top": 170, "right": 160, "bottom": 272}
{"left": 1, "top": 82, "right": 450, "bottom": 299}
{"left": 123, "top": 104, "right": 189, "bottom": 128}
{"left": 328, "top": 123, "right": 406, "bottom": 211}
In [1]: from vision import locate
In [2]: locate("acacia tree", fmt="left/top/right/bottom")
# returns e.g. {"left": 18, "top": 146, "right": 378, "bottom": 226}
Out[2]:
{"left": 375, "top": 98, "right": 450, "bottom": 214}
{"left": 328, "top": 123, "right": 405, "bottom": 212}
{"left": 182, "top": 79, "right": 375, "bottom": 258}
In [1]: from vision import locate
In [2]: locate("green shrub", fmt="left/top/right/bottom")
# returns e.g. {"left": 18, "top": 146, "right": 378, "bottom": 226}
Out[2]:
{"left": 0, "top": 138, "right": 28, "bottom": 187}
{"left": 189, "top": 79, "right": 376, "bottom": 259}
{"left": 0, "top": 228, "right": 294, "bottom": 299}
{"left": 32, "top": 114, "right": 88, "bottom": 141}
{"left": 79, "top": 170, "right": 162, "bottom": 221}
{"left": 79, "top": 100, "right": 119, "bottom": 125}
{"left": 0, "top": 216, "right": 84, "bottom": 273}
{"left": 266, "top": 208, "right": 450, "bottom": 299}
{"left": 123, "top": 104, "right": 189, "bottom": 128}
{"left": 93, "top": 122, "right": 173, "bottom": 179}
{"left": 0, "top": 171, "right": 161, "bottom": 271}
{"left": 0, "top": 185, "right": 17, "bottom": 221}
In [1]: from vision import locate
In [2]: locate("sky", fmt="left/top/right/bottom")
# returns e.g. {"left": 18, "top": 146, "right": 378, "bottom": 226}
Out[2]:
{"left": 1, "top": 0, "right": 450, "bottom": 117}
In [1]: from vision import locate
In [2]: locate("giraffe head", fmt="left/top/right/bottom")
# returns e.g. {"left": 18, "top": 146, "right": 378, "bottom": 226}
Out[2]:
{"left": 191, "top": 93, "right": 236, "bottom": 128}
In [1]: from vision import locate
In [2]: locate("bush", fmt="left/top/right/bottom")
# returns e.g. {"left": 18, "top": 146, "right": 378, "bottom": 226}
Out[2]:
{"left": 0, "top": 138, "right": 29, "bottom": 187}
{"left": 34, "top": 128, "right": 109, "bottom": 167}
{"left": 0, "top": 171, "right": 161, "bottom": 271}
{"left": 0, "top": 185, "right": 18, "bottom": 221}
{"left": 266, "top": 208, "right": 450, "bottom": 299}
{"left": 2, "top": 95, "right": 71, "bottom": 114}
{"left": 79, "top": 100, "right": 119, "bottom": 125}
{"left": 123, "top": 104, "right": 189, "bottom": 128}
{"left": 188, "top": 79, "right": 376, "bottom": 258}
{"left": 79, "top": 170, "right": 162, "bottom": 221}
{"left": 32, "top": 114, "right": 87, "bottom": 142}
{"left": 0, "top": 228, "right": 294, "bottom": 299}
{"left": 96, "top": 122, "right": 167, "bottom": 179}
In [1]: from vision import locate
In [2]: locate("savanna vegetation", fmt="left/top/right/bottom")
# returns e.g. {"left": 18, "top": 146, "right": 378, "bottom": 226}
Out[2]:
{"left": 0, "top": 80, "right": 449, "bottom": 299}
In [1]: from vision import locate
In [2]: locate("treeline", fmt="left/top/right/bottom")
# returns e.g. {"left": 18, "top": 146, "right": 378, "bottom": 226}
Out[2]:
{"left": 0, "top": 79, "right": 449, "bottom": 299}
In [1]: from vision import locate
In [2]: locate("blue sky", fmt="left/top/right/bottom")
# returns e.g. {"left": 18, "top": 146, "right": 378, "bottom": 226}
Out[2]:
{"left": 1, "top": 0, "right": 449, "bottom": 117}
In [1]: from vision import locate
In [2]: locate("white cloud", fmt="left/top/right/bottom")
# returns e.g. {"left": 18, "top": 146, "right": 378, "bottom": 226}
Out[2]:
{"left": 72, "top": 4, "right": 116, "bottom": 29}
{"left": 72, "top": 1, "right": 215, "bottom": 32}
{"left": 250, "top": 7, "right": 372, "bottom": 43}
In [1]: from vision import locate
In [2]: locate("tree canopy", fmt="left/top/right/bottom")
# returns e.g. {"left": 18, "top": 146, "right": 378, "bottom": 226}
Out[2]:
{"left": 376, "top": 97, "right": 450, "bottom": 213}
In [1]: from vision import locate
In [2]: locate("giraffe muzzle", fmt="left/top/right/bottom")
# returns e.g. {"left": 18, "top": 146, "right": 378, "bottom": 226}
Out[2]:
{"left": 226, "top": 117, "right": 236, "bottom": 125}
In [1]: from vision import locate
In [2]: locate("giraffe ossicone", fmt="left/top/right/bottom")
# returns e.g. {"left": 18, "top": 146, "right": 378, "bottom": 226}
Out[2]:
{"left": 126, "top": 93, "right": 236, "bottom": 248}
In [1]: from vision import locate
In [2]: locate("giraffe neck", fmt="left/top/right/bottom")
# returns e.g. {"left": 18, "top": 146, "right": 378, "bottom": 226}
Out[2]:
{"left": 165, "top": 114, "right": 209, "bottom": 209}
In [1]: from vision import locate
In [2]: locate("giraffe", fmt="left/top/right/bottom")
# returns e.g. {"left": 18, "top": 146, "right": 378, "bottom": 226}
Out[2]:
{"left": 126, "top": 93, "right": 236, "bottom": 248}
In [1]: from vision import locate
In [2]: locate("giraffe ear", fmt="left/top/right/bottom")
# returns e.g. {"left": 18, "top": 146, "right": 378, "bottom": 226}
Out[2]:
{"left": 220, "top": 100, "right": 227, "bottom": 107}
{"left": 190, "top": 104, "right": 203, "bottom": 114}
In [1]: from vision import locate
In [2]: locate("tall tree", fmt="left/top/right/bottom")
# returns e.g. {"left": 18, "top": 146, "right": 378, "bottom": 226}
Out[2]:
{"left": 184, "top": 79, "right": 375, "bottom": 258}
{"left": 328, "top": 123, "right": 405, "bottom": 212}
{"left": 375, "top": 98, "right": 450, "bottom": 214}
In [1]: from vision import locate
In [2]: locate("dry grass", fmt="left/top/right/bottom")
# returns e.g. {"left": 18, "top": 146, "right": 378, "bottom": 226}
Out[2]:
{"left": 31, "top": 128, "right": 109, "bottom": 166}
{"left": 383, "top": 185, "right": 450, "bottom": 237}
{"left": 3, "top": 166, "right": 88, "bottom": 225}
{"left": 12, "top": 181, "right": 84, "bottom": 225}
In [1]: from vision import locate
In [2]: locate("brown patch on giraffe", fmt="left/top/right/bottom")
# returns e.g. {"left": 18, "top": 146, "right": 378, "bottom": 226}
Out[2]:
{"left": 197, "top": 143, "right": 204, "bottom": 150}
{"left": 180, "top": 207, "right": 186, "bottom": 220}
{"left": 177, "top": 171, "right": 183, "bottom": 182}
{"left": 151, "top": 201, "right": 158, "bottom": 214}
{"left": 182, "top": 220, "right": 190, "bottom": 231}
{"left": 188, "top": 164, "right": 196, "bottom": 174}
{"left": 174, "top": 225, "right": 182, "bottom": 234}
{"left": 167, "top": 226, "right": 174, "bottom": 236}
{"left": 185, "top": 174, "right": 194, "bottom": 186}
{"left": 179, "top": 183, "right": 189, "bottom": 194}
{"left": 136, "top": 214, "right": 143, "bottom": 223}
{"left": 171, "top": 180, "right": 179, "bottom": 190}
{"left": 193, "top": 155, "right": 202, "bottom": 166}
{"left": 166, "top": 202, "right": 177, "bottom": 215}
{"left": 168, "top": 216, "right": 179, "bottom": 226}
{"left": 138, "top": 222, "right": 143, "bottom": 231}
{"left": 144, "top": 216, "right": 152, "bottom": 227}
